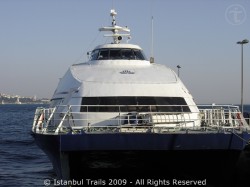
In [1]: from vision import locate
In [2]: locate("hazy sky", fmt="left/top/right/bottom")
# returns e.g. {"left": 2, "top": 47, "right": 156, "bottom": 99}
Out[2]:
{"left": 0, "top": 0, "right": 249, "bottom": 104}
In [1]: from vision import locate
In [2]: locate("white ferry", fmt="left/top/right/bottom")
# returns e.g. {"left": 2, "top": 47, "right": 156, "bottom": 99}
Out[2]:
{"left": 31, "top": 9, "right": 250, "bottom": 181}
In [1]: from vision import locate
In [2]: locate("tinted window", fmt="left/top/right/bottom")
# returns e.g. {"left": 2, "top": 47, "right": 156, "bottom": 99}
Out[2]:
{"left": 98, "top": 49, "right": 109, "bottom": 60}
{"left": 81, "top": 97, "right": 190, "bottom": 112}
{"left": 110, "top": 49, "right": 121, "bottom": 59}
{"left": 90, "top": 48, "right": 146, "bottom": 60}
{"left": 90, "top": 50, "right": 99, "bottom": 60}
{"left": 134, "top": 49, "right": 145, "bottom": 60}
{"left": 121, "top": 49, "right": 135, "bottom": 60}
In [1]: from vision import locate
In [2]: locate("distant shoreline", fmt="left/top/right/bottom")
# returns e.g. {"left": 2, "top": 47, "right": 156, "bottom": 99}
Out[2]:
{"left": 0, "top": 102, "right": 49, "bottom": 105}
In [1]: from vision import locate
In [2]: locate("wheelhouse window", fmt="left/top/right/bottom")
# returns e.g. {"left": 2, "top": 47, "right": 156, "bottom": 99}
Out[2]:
{"left": 81, "top": 97, "right": 190, "bottom": 112}
{"left": 90, "top": 48, "right": 147, "bottom": 60}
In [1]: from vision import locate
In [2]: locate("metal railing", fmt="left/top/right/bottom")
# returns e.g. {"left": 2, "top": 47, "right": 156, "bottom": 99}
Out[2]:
{"left": 32, "top": 104, "right": 250, "bottom": 134}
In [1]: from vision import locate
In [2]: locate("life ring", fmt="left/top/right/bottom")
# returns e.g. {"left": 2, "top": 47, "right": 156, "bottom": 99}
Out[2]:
{"left": 37, "top": 113, "right": 44, "bottom": 130}
{"left": 236, "top": 113, "right": 243, "bottom": 126}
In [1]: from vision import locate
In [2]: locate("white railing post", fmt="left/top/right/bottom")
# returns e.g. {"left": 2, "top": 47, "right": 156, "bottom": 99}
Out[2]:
{"left": 42, "top": 107, "right": 56, "bottom": 133}
{"left": 55, "top": 108, "right": 70, "bottom": 134}
{"left": 32, "top": 107, "right": 43, "bottom": 132}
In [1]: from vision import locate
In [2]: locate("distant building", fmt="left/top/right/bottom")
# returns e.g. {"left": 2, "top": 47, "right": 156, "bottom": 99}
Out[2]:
{"left": 33, "top": 95, "right": 37, "bottom": 101}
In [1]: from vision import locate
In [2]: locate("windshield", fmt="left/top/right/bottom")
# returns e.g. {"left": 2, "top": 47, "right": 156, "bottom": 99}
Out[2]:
{"left": 90, "top": 48, "right": 147, "bottom": 60}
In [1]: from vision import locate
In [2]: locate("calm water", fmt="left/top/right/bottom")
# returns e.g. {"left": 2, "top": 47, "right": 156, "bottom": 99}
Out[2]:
{"left": 0, "top": 104, "right": 55, "bottom": 187}
{"left": 1, "top": 104, "right": 250, "bottom": 187}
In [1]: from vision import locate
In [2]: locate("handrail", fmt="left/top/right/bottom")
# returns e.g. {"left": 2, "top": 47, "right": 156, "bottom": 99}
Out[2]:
{"left": 32, "top": 104, "right": 250, "bottom": 134}
{"left": 55, "top": 106, "right": 71, "bottom": 134}
{"left": 42, "top": 107, "right": 56, "bottom": 133}
{"left": 32, "top": 107, "right": 44, "bottom": 132}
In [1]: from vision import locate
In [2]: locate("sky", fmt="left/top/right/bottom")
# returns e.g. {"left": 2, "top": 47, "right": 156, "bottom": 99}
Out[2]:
{"left": 0, "top": 0, "right": 249, "bottom": 104}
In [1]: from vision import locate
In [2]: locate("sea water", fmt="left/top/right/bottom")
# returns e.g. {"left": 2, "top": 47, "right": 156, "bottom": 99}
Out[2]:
{"left": 0, "top": 104, "right": 55, "bottom": 187}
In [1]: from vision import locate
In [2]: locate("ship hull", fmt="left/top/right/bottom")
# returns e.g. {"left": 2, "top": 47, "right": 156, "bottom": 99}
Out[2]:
{"left": 31, "top": 132, "right": 250, "bottom": 186}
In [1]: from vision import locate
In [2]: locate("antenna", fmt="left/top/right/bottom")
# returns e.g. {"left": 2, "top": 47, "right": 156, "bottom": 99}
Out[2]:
{"left": 110, "top": 9, "right": 117, "bottom": 26}
{"left": 150, "top": 16, "right": 154, "bottom": 63}
{"left": 99, "top": 9, "right": 131, "bottom": 44}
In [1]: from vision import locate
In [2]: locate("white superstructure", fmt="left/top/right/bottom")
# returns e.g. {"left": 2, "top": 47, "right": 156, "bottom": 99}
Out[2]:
{"left": 45, "top": 9, "right": 200, "bottom": 129}
{"left": 32, "top": 9, "right": 249, "bottom": 135}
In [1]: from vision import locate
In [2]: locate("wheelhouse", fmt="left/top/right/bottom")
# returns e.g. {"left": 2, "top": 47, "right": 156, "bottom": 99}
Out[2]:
{"left": 90, "top": 48, "right": 147, "bottom": 61}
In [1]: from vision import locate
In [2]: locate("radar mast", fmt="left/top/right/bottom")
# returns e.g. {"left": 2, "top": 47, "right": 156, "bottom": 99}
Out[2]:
{"left": 99, "top": 9, "right": 131, "bottom": 44}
